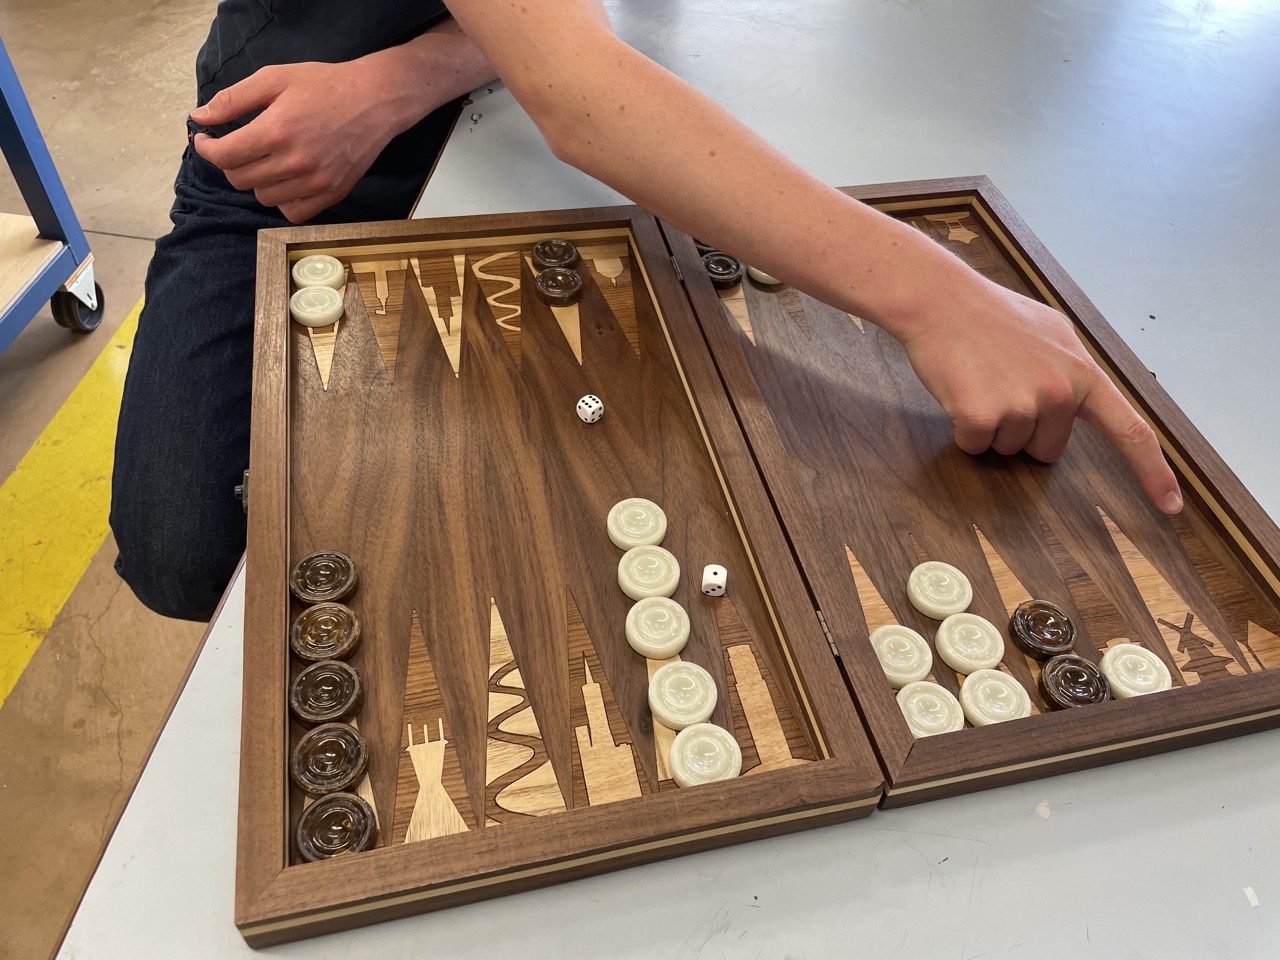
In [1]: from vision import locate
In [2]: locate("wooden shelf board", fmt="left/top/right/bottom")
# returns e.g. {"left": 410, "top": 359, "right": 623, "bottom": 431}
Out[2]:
{"left": 0, "top": 211, "right": 64, "bottom": 314}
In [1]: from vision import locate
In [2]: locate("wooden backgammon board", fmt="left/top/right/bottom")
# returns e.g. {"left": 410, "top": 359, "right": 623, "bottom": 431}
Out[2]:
{"left": 238, "top": 177, "right": 1280, "bottom": 945}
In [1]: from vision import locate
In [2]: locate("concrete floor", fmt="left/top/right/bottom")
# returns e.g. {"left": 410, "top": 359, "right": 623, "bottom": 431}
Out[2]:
{"left": 0, "top": 3, "right": 211, "bottom": 958}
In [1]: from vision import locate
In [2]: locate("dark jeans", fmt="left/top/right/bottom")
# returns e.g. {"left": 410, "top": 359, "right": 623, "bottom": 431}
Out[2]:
{"left": 111, "top": 146, "right": 428, "bottom": 621}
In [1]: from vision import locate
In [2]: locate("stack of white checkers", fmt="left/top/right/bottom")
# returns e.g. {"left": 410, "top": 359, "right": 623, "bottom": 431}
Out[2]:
{"left": 289, "top": 254, "right": 347, "bottom": 327}
{"left": 879, "top": 559, "right": 1173, "bottom": 739}
{"left": 891, "top": 560, "right": 1030, "bottom": 736}
{"left": 607, "top": 497, "right": 741, "bottom": 787}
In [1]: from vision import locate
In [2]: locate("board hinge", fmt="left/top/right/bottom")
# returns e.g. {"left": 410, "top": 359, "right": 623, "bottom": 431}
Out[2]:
{"left": 670, "top": 255, "right": 684, "bottom": 283}
{"left": 816, "top": 609, "right": 839, "bottom": 657}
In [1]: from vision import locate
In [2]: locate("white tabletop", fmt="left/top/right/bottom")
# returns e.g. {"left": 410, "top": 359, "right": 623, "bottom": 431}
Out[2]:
{"left": 62, "top": 1, "right": 1280, "bottom": 956}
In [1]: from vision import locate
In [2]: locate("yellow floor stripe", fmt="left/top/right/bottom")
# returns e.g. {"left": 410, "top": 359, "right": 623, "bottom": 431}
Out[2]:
{"left": 0, "top": 299, "right": 140, "bottom": 705}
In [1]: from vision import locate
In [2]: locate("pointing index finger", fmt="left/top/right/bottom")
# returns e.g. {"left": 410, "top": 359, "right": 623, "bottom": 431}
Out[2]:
{"left": 1079, "top": 376, "right": 1183, "bottom": 515}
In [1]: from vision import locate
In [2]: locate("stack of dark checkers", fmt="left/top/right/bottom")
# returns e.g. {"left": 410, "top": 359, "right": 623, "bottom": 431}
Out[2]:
{"left": 1009, "top": 599, "right": 1110, "bottom": 708}
{"left": 287, "top": 550, "right": 374, "bottom": 861}
{"left": 237, "top": 178, "right": 1280, "bottom": 946}
{"left": 533, "top": 237, "right": 584, "bottom": 306}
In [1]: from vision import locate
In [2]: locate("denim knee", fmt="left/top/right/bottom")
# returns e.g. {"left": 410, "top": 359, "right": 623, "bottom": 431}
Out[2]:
{"left": 111, "top": 514, "right": 240, "bottom": 623}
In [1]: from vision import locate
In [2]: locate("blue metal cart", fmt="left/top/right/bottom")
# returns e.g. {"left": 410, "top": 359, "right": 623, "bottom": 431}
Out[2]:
{"left": 0, "top": 35, "right": 102, "bottom": 357}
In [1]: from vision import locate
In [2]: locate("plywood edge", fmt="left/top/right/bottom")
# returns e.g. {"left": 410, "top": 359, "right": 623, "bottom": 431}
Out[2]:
{"left": 0, "top": 211, "right": 64, "bottom": 312}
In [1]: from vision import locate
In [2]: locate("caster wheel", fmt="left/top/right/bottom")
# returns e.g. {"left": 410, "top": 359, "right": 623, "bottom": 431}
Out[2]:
{"left": 51, "top": 282, "right": 105, "bottom": 333}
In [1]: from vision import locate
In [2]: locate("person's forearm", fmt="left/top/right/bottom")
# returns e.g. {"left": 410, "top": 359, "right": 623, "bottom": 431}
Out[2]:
{"left": 447, "top": 6, "right": 977, "bottom": 341}
{"left": 443, "top": 0, "right": 1179, "bottom": 513}
{"left": 360, "top": 18, "right": 498, "bottom": 141}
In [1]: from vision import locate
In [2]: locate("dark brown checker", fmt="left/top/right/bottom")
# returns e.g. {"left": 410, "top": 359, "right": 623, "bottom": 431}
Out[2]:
{"left": 665, "top": 177, "right": 1280, "bottom": 806}
{"left": 240, "top": 209, "right": 882, "bottom": 945}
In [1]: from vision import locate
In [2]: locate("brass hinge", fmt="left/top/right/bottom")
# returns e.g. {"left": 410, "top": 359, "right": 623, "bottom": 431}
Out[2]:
{"left": 816, "top": 609, "right": 838, "bottom": 657}
{"left": 670, "top": 255, "right": 684, "bottom": 283}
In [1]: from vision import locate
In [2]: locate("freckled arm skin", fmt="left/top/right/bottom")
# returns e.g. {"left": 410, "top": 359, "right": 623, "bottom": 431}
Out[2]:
{"left": 444, "top": 0, "right": 1180, "bottom": 513}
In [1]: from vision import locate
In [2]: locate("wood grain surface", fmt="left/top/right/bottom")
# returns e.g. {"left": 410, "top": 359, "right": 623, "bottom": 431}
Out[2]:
{"left": 238, "top": 209, "right": 880, "bottom": 945}
{"left": 666, "top": 177, "right": 1280, "bottom": 803}
{"left": 240, "top": 181, "right": 1280, "bottom": 943}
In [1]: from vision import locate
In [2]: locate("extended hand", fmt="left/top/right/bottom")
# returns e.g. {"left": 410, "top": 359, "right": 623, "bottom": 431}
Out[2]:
{"left": 190, "top": 60, "right": 404, "bottom": 223}
{"left": 901, "top": 279, "right": 1183, "bottom": 514}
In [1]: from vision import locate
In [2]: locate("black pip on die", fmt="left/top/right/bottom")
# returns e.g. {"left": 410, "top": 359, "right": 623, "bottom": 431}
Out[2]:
{"left": 701, "top": 564, "right": 727, "bottom": 596}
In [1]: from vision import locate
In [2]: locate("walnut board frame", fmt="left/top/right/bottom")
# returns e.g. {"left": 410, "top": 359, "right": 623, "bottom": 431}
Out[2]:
{"left": 239, "top": 206, "right": 882, "bottom": 946}
{"left": 664, "top": 177, "right": 1280, "bottom": 806}
{"left": 241, "top": 180, "right": 1280, "bottom": 945}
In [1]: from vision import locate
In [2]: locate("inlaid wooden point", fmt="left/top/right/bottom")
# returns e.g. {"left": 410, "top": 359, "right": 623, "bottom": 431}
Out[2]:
{"left": 410, "top": 257, "right": 462, "bottom": 377}
{"left": 719, "top": 283, "right": 754, "bottom": 345}
{"left": 776, "top": 286, "right": 810, "bottom": 336}
{"left": 574, "top": 657, "right": 642, "bottom": 806}
{"left": 307, "top": 322, "right": 340, "bottom": 390}
{"left": 1096, "top": 507, "right": 1242, "bottom": 684}
{"left": 473, "top": 251, "right": 522, "bottom": 329}
{"left": 844, "top": 544, "right": 896, "bottom": 631}
{"left": 485, "top": 598, "right": 566, "bottom": 821}
{"left": 1244, "top": 621, "right": 1280, "bottom": 671}
{"left": 404, "top": 720, "right": 470, "bottom": 843}
{"left": 726, "top": 643, "right": 810, "bottom": 773}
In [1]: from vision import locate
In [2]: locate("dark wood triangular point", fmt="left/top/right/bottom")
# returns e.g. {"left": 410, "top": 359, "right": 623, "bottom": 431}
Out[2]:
{"left": 907, "top": 533, "right": 931, "bottom": 567}
{"left": 350, "top": 260, "right": 409, "bottom": 380}
{"left": 578, "top": 239, "right": 641, "bottom": 358}
{"left": 406, "top": 257, "right": 461, "bottom": 378}
{"left": 327, "top": 281, "right": 388, "bottom": 387}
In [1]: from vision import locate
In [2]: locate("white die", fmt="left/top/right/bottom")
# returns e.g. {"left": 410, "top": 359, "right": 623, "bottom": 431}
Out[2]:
{"left": 701, "top": 564, "right": 727, "bottom": 597}
{"left": 576, "top": 394, "right": 604, "bottom": 423}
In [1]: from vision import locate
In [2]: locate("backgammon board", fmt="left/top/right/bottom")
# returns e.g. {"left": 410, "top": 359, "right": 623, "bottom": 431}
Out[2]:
{"left": 238, "top": 178, "right": 1280, "bottom": 944}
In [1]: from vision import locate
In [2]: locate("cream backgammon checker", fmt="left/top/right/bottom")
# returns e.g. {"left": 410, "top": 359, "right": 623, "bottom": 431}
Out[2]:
{"left": 241, "top": 182, "right": 1280, "bottom": 945}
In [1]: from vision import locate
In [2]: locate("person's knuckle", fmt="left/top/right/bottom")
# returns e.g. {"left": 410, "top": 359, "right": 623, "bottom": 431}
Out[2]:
{"left": 1042, "top": 378, "right": 1076, "bottom": 411}
{"left": 1119, "top": 412, "right": 1155, "bottom": 446}
{"left": 318, "top": 168, "right": 345, "bottom": 193}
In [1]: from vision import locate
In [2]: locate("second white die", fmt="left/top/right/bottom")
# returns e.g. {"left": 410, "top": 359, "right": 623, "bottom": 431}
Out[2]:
{"left": 576, "top": 394, "right": 604, "bottom": 423}
{"left": 701, "top": 564, "right": 727, "bottom": 596}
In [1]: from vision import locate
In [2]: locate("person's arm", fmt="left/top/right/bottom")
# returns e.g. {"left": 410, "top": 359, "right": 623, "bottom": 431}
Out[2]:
{"left": 443, "top": 0, "right": 1181, "bottom": 513}
{"left": 189, "top": 18, "right": 496, "bottom": 223}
